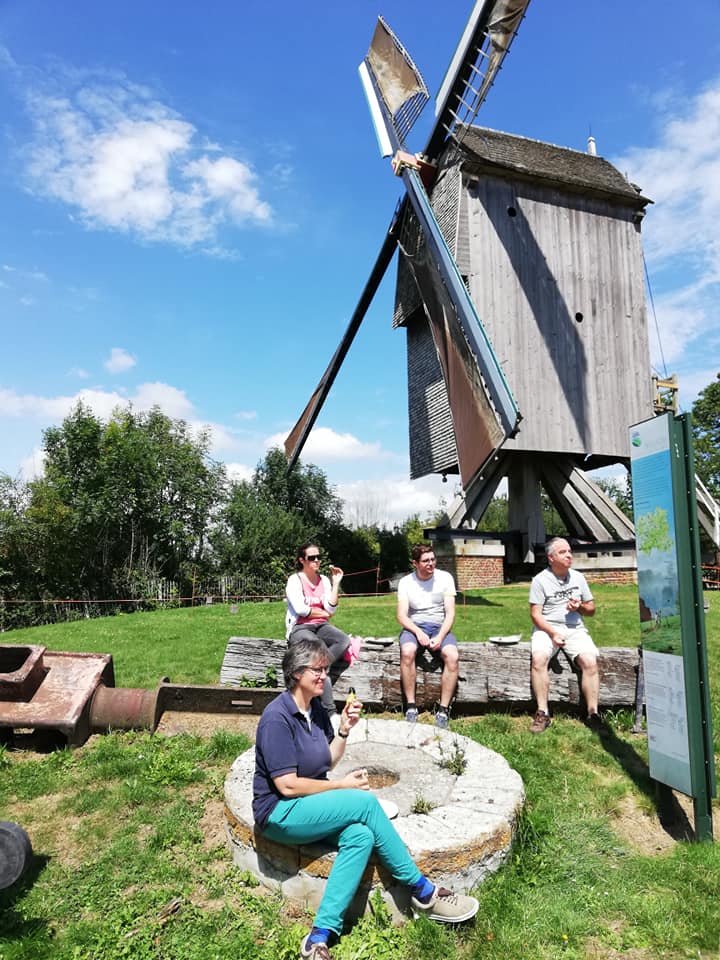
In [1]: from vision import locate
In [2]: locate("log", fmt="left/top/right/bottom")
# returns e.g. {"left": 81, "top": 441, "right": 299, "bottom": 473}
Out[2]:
{"left": 220, "top": 637, "right": 640, "bottom": 713}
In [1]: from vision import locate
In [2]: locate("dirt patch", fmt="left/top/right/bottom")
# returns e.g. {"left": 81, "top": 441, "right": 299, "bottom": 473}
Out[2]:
{"left": 200, "top": 798, "right": 230, "bottom": 851}
{"left": 611, "top": 792, "right": 719, "bottom": 854}
{"left": 584, "top": 941, "right": 655, "bottom": 960}
{"left": 155, "top": 711, "right": 259, "bottom": 740}
{"left": 9, "top": 793, "right": 97, "bottom": 869}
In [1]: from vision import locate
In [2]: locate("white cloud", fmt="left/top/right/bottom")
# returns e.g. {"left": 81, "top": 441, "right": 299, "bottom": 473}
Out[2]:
{"left": 265, "top": 426, "right": 386, "bottom": 461}
{"left": 104, "top": 346, "right": 136, "bottom": 374}
{"left": 192, "top": 419, "right": 243, "bottom": 454}
{"left": 338, "top": 474, "right": 453, "bottom": 529}
{"left": 234, "top": 410, "right": 257, "bottom": 421}
{"left": 21, "top": 70, "right": 273, "bottom": 250}
{"left": 225, "top": 462, "right": 254, "bottom": 484}
{"left": 184, "top": 156, "right": 271, "bottom": 223}
{"left": 132, "top": 382, "right": 194, "bottom": 418}
{"left": 0, "top": 382, "right": 193, "bottom": 422}
{"left": 68, "top": 367, "right": 90, "bottom": 379}
{"left": 612, "top": 76, "right": 720, "bottom": 375}
{"left": 19, "top": 446, "right": 46, "bottom": 480}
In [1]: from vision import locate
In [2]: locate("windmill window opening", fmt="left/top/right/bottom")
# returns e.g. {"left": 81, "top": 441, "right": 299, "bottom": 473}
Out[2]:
{"left": 507, "top": 205, "right": 517, "bottom": 218}
{"left": 575, "top": 312, "right": 584, "bottom": 323}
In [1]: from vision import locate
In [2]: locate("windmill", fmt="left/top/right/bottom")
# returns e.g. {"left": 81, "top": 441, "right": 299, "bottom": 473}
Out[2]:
{"left": 284, "top": 0, "right": 655, "bottom": 568}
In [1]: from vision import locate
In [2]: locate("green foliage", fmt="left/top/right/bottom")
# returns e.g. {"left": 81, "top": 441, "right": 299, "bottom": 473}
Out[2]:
{"left": 0, "top": 403, "right": 225, "bottom": 627}
{"left": 692, "top": 372, "right": 720, "bottom": 498}
{"left": 437, "top": 737, "right": 467, "bottom": 775}
{"left": 477, "top": 494, "right": 509, "bottom": 532}
{"left": 211, "top": 447, "right": 346, "bottom": 584}
{"left": 410, "top": 794, "right": 433, "bottom": 814}
{"left": 636, "top": 506, "right": 673, "bottom": 553}
{"left": 0, "top": 587, "right": 719, "bottom": 960}
{"left": 592, "top": 473, "right": 633, "bottom": 520}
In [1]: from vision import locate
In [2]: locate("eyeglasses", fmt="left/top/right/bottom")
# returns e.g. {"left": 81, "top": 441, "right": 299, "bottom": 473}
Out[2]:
{"left": 305, "top": 554, "right": 321, "bottom": 562}
{"left": 304, "top": 665, "right": 328, "bottom": 677}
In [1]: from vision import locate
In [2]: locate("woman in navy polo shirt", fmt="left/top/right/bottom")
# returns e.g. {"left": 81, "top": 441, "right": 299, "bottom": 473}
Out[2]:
{"left": 253, "top": 638, "right": 478, "bottom": 960}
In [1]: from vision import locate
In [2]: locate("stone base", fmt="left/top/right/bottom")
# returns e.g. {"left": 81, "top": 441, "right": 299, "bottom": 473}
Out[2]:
{"left": 224, "top": 718, "right": 524, "bottom": 924}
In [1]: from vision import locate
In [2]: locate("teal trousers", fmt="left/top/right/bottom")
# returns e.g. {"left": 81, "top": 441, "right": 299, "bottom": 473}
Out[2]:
{"left": 263, "top": 789, "right": 421, "bottom": 934}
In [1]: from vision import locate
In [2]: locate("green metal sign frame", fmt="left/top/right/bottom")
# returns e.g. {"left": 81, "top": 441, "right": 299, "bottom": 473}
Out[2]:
{"left": 630, "top": 412, "right": 715, "bottom": 841}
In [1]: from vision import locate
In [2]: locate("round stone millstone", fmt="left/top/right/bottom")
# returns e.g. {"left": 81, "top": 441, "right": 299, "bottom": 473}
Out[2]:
{"left": 224, "top": 717, "right": 524, "bottom": 923}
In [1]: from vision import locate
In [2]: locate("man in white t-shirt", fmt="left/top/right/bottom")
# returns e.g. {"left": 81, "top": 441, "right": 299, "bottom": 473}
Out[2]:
{"left": 397, "top": 543, "right": 459, "bottom": 729}
{"left": 528, "top": 537, "right": 602, "bottom": 733}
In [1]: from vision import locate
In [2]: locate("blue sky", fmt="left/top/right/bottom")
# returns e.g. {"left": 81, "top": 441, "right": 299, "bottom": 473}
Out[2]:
{"left": 1, "top": 0, "right": 719, "bottom": 527}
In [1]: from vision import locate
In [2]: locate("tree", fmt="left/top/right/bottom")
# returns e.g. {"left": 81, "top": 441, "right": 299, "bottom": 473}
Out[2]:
{"left": 253, "top": 448, "right": 343, "bottom": 540}
{"left": 27, "top": 403, "right": 225, "bottom": 597}
{"left": 592, "top": 474, "right": 633, "bottom": 519}
{"left": 212, "top": 449, "right": 344, "bottom": 583}
{"left": 692, "top": 373, "right": 720, "bottom": 498}
{"left": 211, "top": 479, "right": 308, "bottom": 583}
{"left": 476, "top": 496, "right": 509, "bottom": 532}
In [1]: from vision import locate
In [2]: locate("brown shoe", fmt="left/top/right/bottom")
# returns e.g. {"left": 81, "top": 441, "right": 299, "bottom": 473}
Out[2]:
{"left": 530, "top": 710, "right": 551, "bottom": 733}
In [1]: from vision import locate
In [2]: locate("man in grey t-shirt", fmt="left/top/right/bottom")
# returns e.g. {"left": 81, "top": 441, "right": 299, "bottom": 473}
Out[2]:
{"left": 528, "top": 537, "right": 602, "bottom": 733}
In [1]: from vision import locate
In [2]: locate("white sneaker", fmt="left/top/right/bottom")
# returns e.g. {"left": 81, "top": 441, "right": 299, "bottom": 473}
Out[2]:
{"left": 330, "top": 713, "right": 341, "bottom": 733}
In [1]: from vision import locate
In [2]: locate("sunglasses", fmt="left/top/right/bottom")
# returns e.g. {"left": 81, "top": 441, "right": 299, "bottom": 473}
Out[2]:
{"left": 304, "top": 554, "right": 321, "bottom": 562}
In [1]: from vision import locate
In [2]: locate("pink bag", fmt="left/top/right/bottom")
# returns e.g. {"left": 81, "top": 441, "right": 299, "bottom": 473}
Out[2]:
{"left": 343, "top": 634, "right": 362, "bottom": 665}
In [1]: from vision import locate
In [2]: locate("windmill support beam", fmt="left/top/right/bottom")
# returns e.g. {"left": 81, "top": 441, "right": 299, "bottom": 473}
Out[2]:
{"left": 539, "top": 460, "right": 614, "bottom": 542}
{"left": 445, "top": 453, "right": 637, "bottom": 566}
{"left": 507, "top": 458, "right": 545, "bottom": 563}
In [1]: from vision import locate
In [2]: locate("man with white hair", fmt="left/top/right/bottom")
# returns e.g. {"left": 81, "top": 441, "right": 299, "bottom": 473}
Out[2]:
{"left": 528, "top": 537, "right": 602, "bottom": 733}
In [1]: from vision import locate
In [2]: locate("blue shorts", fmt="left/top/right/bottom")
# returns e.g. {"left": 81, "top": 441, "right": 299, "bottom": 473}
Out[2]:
{"left": 399, "top": 622, "right": 457, "bottom": 653}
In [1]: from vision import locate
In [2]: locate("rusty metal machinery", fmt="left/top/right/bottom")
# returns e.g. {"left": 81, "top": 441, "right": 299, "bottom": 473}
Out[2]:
{"left": 0, "top": 643, "right": 276, "bottom": 747}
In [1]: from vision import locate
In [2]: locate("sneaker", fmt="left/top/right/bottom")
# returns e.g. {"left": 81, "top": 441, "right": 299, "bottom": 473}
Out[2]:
{"left": 329, "top": 713, "right": 341, "bottom": 734}
{"left": 300, "top": 935, "right": 332, "bottom": 960}
{"left": 405, "top": 706, "right": 418, "bottom": 723}
{"left": 435, "top": 710, "right": 449, "bottom": 730}
{"left": 411, "top": 886, "right": 479, "bottom": 923}
{"left": 585, "top": 712, "right": 604, "bottom": 733}
{"left": 529, "top": 710, "right": 551, "bottom": 733}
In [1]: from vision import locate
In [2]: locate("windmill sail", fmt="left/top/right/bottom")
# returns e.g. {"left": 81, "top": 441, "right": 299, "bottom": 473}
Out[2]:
{"left": 429, "top": 0, "right": 531, "bottom": 157}
{"left": 360, "top": 19, "right": 520, "bottom": 487}
{"left": 397, "top": 186, "right": 517, "bottom": 488}
{"left": 284, "top": 215, "right": 401, "bottom": 471}
{"left": 284, "top": 2, "right": 530, "bottom": 473}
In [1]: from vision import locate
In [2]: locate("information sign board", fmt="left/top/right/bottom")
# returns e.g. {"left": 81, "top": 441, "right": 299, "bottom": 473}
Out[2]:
{"left": 630, "top": 413, "right": 715, "bottom": 840}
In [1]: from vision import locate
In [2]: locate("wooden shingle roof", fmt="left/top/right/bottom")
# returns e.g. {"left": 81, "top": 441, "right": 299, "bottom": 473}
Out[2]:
{"left": 452, "top": 125, "right": 651, "bottom": 207}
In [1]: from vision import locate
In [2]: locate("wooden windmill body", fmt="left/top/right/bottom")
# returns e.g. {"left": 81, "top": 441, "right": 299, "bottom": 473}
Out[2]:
{"left": 283, "top": 1, "right": 705, "bottom": 569}
{"left": 394, "top": 126, "right": 654, "bottom": 561}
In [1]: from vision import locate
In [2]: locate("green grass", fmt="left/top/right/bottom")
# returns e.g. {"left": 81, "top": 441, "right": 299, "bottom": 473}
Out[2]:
{"left": 6, "top": 582, "right": 651, "bottom": 687}
{"left": 1, "top": 586, "right": 719, "bottom": 959}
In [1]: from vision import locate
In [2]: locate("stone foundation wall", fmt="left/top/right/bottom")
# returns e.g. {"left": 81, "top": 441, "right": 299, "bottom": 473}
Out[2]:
{"left": 581, "top": 569, "right": 638, "bottom": 585}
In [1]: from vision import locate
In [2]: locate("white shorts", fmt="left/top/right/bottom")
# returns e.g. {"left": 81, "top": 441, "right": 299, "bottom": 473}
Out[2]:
{"left": 531, "top": 626, "right": 598, "bottom": 663}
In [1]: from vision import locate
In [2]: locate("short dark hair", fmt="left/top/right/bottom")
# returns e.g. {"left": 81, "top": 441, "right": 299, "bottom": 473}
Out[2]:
{"left": 411, "top": 542, "right": 434, "bottom": 563}
{"left": 282, "top": 638, "right": 330, "bottom": 689}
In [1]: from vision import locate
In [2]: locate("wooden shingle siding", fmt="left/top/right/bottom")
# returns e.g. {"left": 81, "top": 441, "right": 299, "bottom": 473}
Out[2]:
{"left": 406, "top": 317, "right": 458, "bottom": 479}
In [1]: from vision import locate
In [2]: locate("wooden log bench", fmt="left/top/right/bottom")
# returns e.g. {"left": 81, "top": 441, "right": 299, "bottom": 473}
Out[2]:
{"left": 220, "top": 636, "right": 641, "bottom": 714}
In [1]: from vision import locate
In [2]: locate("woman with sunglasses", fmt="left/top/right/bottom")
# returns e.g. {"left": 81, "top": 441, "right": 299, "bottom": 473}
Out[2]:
{"left": 253, "top": 638, "right": 479, "bottom": 960}
{"left": 285, "top": 541, "right": 350, "bottom": 721}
